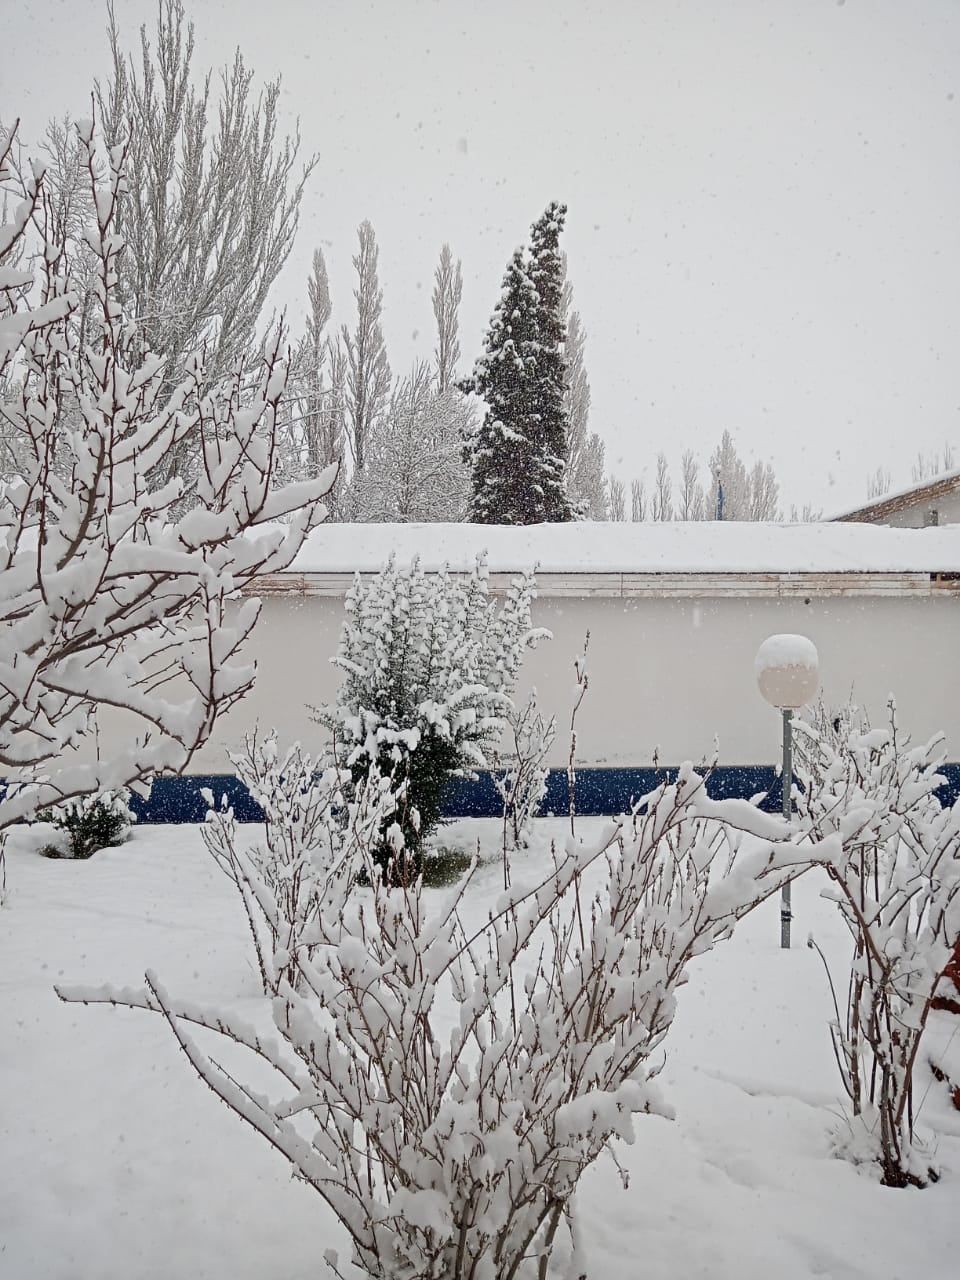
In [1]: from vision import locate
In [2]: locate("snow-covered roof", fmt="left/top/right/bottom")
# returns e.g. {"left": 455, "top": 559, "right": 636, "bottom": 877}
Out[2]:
{"left": 285, "top": 520, "right": 960, "bottom": 576}
{"left": 830, "top": 468, "right": 960, "bottom": 523}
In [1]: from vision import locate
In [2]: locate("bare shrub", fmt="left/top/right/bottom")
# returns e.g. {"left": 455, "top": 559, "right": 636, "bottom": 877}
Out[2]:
{"left": 796, "top": 702, "right": 960, "bottom": 1186}
{"left": 493, "top": 688, "right": 556, "bottom": 855}
{"left": 59, "top": 764, "right": 824, "bottom": 1279}
{"left": 201, "top": 731, "right": 394, "bottom": 994}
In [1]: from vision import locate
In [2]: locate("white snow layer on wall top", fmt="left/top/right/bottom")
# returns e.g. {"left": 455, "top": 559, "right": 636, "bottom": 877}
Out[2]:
{"left": 285, "top": 521, "right": 960, "bottom": 575}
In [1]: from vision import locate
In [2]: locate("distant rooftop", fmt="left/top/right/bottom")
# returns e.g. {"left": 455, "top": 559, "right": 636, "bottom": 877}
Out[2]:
{"left": 283, "top": 520, "right": 960, "bottom": 576}
{"left": 830, "top": 469, "right": 960, "bottom": 524}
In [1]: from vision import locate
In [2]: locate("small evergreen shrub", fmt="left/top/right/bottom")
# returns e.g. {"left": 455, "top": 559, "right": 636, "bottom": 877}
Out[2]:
{"left": 316, "top": 553, "right": 547, "bottom": 879}
{"left": 39, "top": 790, "right": 135, "bottom": 859}
{"left": 421, "top": 844, "right": 474, "bottom": 888}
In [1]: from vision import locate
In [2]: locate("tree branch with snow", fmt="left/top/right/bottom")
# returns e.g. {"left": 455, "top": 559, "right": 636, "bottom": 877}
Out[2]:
{"left": 0, "top": 115, "right": 334, "bottom": 848}
{"left": 795, "top": 702, "right": 960, "bottom": 1186}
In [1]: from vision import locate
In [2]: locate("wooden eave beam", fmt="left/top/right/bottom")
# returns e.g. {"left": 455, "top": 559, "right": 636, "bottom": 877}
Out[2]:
{"left": 241, "top": 571, "right": 945, "bottom": 600}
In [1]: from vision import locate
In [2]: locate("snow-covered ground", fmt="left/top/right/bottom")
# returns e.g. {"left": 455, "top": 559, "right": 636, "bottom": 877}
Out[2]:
{"left": 1, "top": 821, "right": 958, "bottom": 1280}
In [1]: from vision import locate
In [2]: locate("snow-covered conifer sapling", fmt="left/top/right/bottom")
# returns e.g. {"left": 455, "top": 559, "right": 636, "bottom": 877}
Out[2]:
{"left": 315, "top": 553, "right": 548, "bottom": 879}
{"left": 38, "top": 789, "right": 135, "bottom": 859}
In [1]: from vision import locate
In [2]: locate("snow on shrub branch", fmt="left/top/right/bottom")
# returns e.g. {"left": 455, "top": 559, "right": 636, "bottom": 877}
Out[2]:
{"left": 0, "top": 116, "right": 334, "bottom": 837}
{"left": 795, "top": 701, "right": 960, "bottom": 1187}
{"left": 494, "top": 687, "right": 556, "bottom": 854}
{"left": 201, "top": 730, "right": 395, "bottom": 994}
{"left": 59, "top": 763, "right": 836, "bottom": 1279}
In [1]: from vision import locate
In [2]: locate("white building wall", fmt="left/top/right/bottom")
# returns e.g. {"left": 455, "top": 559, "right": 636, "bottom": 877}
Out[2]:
{"left": 167, "top": 590, "right": 960, "bottom": 773}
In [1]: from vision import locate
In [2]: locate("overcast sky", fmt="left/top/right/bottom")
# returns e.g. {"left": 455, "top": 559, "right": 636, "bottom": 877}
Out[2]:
{"left": 4, "top": 0, "right": 959, "bottom": 515}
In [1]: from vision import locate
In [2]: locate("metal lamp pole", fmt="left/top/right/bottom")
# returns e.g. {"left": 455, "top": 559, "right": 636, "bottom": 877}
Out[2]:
{"left": 780, "top": 707, "right": 793, "bottom": 949}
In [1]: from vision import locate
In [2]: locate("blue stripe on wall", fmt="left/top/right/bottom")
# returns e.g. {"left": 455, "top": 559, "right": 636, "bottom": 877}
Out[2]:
{"left": 125, "top": 763, "right": 960, "bottom": 824}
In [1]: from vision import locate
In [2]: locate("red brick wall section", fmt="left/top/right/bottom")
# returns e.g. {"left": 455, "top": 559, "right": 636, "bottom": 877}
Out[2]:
{"left": 930, "top": 936, "right": 960, "bottom": 1110}
{"left": 932, "top": 936, "right": 960, "bottom": 1017}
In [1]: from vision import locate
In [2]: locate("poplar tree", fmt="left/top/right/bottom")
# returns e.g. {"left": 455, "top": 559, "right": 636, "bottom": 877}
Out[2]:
{"left": 432, "top": 243, "right": 463, "bottom": 393}
{"left": 561, "top": 271, "right": 607, "bottom": 518}
{"left": 96, "top": 0, "right": 313, "bottom": 392}
{"left": 342, "top": 220, "right": 391, "bottom": 477}
{"left": 279, "top": 249, "right": 345, "bottom": 512}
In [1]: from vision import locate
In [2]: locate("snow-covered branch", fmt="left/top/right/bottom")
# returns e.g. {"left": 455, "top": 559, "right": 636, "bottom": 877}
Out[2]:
{"left": 795, "top": 702, "right": 960, "bottom": 1186}
{"left": 59, "top": 761, "right": 832, "bottom": 1279}
{"left": 0, "top": 116, "right": 334, "bottom": 836}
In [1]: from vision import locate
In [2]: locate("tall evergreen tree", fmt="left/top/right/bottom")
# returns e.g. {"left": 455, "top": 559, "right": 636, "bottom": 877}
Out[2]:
{"left": 527, "top": 204, "right": 575, "bottom": 522}
{"left": 461, "top": 202, "right": 574, "bottom": 524}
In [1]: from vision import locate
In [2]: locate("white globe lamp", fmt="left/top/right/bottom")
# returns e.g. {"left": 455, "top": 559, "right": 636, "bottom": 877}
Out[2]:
{"left": 755, "top": 634, "right": 820, "bottom": 711}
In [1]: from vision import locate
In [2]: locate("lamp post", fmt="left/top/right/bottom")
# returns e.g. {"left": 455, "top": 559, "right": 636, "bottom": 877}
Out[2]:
{"left": 714, "top": 468, "right": 724, "bottom": 521}
{"left": 754, "top": 634, "right": 819, "bottom": 949}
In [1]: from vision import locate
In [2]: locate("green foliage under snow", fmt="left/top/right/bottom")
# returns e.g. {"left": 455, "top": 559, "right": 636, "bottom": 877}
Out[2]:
{"left": 315, "top": 553, "right": 547, "bottom": 877}
{"left": 39, "top": 791, "right": 135, "bottom": 860}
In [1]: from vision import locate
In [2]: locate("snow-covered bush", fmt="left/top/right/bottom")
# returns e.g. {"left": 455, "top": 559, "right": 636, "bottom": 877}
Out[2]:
{"left": 795, "top": 702, "right": 960, "bottom": 1186}
{"left": 316, "top": 553, "right": 547, "bottom": 877}
{"left": 792, "top": 694, "right": 870, "bottom": 795}
{"left": 494, "top": 688, "right": 556, "bottom": 852}
{"left": 201, "top": 732, "right": 394, "bottom": 994}
{"left": 59, "top": 765, "right": 830, "bottom": 1280}
{"left": 38, "top": 790, "right": 135, "bottom": 860}
{"left": 0, "top": 115, "right": 333, "bottom": 873}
